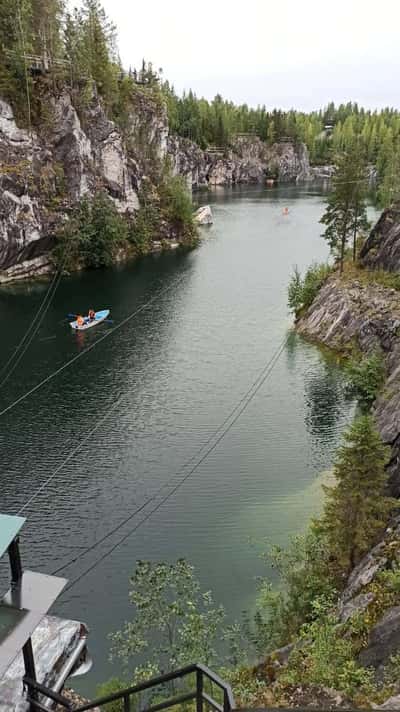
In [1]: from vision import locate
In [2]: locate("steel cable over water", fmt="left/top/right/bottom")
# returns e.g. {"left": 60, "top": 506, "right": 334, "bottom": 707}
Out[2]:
{"left": 13, "top": 329, "right": 288, "bottom": 576}
{"left": 0, "top": 274, "right": 188, "bottom": 418}
{"left": 54, "top": 332, "right": 290, "bottom": 596}
{"left": 17, "top": 395, "right": 124, "bottom": 516}
{"left": 0, "top": 268, "right": 62, "bottom": 388}
{"left": 14, "top": 272, "right": 284, "bottom": 520}
{"left": 0, "top": 239, "right": 76, "bottom": 390}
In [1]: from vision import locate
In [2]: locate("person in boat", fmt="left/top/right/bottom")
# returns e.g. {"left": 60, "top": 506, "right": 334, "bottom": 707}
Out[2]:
{"left": 76, "top": 314, "right": 84, "bottom": 327}
{"left": 88, "top": 308, "right": 96, "bottom": 321}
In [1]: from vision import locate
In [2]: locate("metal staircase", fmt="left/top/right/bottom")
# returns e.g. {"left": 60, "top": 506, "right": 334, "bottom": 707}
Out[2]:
{"left": 24, "top": 662, "right": 235, "bottom": 712}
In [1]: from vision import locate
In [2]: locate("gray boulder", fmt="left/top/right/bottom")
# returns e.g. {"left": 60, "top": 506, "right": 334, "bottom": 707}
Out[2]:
{"left": 338, "top": 592, "right": 375, "bottom": 623}
{"left": 194, "top": 205, "right": 213, "bottom": 225}
{"left": 377, "top": 694, "right": 400, "bottom": 709}
{"left": 358, "top": 606, "right": 400, "bottom": 676}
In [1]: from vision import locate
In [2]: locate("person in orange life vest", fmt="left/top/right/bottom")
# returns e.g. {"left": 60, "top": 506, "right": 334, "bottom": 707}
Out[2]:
{"left": 76, "top": 315, "right": 84, "bottom": 327}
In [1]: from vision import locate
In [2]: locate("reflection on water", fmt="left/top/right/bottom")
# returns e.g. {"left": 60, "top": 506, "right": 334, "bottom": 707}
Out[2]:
{"left": 286, "top": 332, "right": 355, "bottom": 470}
{"left": 0, "top": 184, "right": 361, "bottom": 693}
{"left": 305, "top": 359, "right": 350, "bottom": 459}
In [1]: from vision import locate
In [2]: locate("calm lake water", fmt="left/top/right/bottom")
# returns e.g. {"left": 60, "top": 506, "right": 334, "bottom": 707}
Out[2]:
{"left": 0, "top": 184, "right": 365, "bottom": 694}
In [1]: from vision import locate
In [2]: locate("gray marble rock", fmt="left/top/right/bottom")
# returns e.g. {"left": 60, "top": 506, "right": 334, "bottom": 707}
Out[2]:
{"left": 297, "top": 272, "right": 400, "bottom": 495}
{"left": 0, "top": 614, "right": 88, "bottom": 712}
{"left": 358, "top": 606, "right": 400, "bottom": 676}
{"left": 0, "top": 90, "right": 312, "bottom": 282}
{"left": 194, "top": 205, "right": 213, "bottom": 225}
{"left": 376, "top": 694, "right": 400, "bottom": 709}
{"left": 338, "top": 592, "right": 376, "bottom": 622}
{"left": 168, "top": 135, "right": 311, "bottom": 189}
{"left": 360, "top": 206, "right": 400, "bottom": 273}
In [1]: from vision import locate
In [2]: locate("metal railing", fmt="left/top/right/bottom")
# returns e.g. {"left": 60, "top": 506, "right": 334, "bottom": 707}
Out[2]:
{"left": 24, "top": 662, "right": 235, "bottom": 712}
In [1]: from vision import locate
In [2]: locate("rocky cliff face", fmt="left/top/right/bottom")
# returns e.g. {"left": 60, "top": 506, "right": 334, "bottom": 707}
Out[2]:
{"left": 297, "top": 276, "right": 400, "bottom": 496}
{"left": 0, "top": 90, "right": 311, "bottom": 282}
{"left": 168, "top": 135, "right": 311, "bottom": 188}
{"left": 337, "top": 513, "right": 400, "bottom": 682}
{"left": 0, "top": 89, "right": 167, "bottom": 282}
{"left": 295, "top": 214, "right": 400, "bottom": 682}
{"left": 360, "top": 205, "right": 400, "bottom": 272}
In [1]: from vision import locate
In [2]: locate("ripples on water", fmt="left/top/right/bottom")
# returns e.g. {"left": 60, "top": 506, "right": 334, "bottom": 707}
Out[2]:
{"left": 0, "top": 185, "right": 359, "bottom": 692}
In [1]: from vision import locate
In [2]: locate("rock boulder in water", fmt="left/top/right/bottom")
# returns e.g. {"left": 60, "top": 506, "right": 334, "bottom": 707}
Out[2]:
{"left": 194, "top": 205, "right": 213, "bottom": 225}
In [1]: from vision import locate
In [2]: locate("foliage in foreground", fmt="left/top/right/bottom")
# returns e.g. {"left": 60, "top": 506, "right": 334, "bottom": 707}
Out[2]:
{"left": 103, "top": 415, "right": 397, "bottom": 707}
{"left": 247, "top": 416, "right": 396, "bottom": 701}
{"left": 110, "top": 559, "right": 230, "bottom": 679}
{"left": 247, "top": 528, "right": 334, "bottom": 656}
{"left": 287, "top": 262, "right": 333, "bottom": 316}
{"left": 279, "top": 596, "right": 376, "bottom": 700}
{"left": 345, "top": 352, "right": 386, "bottom": 409}
{"left": 319, "top": 415, "right": 395, "bottom": 575}
{"left": 159, "top": 174, "right": 197, "bottom": 239}
{"left": 96, "top": 678, "right": 126, "bottom": 712}
{"left": 340, "top": 261, "right": 400, "bottom": 291}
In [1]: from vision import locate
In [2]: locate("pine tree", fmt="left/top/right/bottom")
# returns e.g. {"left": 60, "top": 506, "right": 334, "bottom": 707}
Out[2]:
{"left": 349, "top": 141, "right": 369, "bottom": 261}
{"left": 30, "top": 0, "right": 64, "bottom": 63}
{"left": 378, "top": 139, "right": 400, "bottom": 208}
{"left": 0, "top": 0, "right": 33, "bottom": 124}
{"left": 319, "top": 415, "right": 396, "bottom": 575}
{"left": 320, "top": 142, "right": 368, "bottom": 272}
{"left": 79, "top": 0, "right": 118, "bottom": 110}
{"left": 267, "top": 119, "right": 275, "bottom": 144}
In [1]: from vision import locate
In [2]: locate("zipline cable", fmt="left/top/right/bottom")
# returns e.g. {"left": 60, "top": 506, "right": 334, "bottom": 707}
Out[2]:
{"left": 50, "top": 331, "right": 290, "bottom": 576}
{"left": 0, "top": 268, "right": 61, "bottom": 384}
{"left": 58, "top": 332, "right": 289, "bottom": 595}
{"left": 0, "top": 234, "right": 75, "bottom": 389}
{"left": 17, "top": 394, "right": 123, "bottom": 516}
{"left": 0, "top": 274, "right": 188, "bottom": 419}
{"left": 0, "top": 270, "right": 63, "bottom": 390}
{"left": 0, "top": 173, "right": 384, "bottom": 396}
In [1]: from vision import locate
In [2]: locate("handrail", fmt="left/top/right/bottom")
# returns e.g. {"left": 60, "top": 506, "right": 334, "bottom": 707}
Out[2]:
{"left": 24, "top": 662, "right": 235, "bottom": 712}
{"left": 24, "top": 676, "right": 72, "bottom": 709}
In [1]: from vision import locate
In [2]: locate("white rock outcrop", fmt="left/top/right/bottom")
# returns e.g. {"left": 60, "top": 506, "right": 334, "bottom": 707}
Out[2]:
{"left": 194, "top": 205, "right": 213, "bottom": 225}
{"left": 168, "top": 136, "right": 311, "bottom": 189}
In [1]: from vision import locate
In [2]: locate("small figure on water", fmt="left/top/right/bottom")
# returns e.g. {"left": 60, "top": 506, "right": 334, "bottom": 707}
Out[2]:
{"left": 76, "top": 314, "right": 84, "bottom": 327}
{"left": 282, "top": 207, "right": 289, "bottom": 215}
{"left": 88, "top": 308, "right": 96, "bottom": 321}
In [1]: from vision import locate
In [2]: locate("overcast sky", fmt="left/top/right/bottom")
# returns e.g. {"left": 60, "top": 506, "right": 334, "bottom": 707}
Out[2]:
{"left": 99, "top": 0, "right": 399, "bottom": 111}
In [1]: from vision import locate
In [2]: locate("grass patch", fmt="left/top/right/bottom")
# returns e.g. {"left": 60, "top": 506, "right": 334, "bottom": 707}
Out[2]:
{"left": 340, "top": 261, "right": 400, "bottom": 291}
{"left": 288, "top": 262, "right": 334, "bottom": 317}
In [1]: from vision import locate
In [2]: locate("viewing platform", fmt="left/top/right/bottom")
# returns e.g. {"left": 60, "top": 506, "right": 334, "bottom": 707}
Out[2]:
{"left": 0, "top": 514, "right": 90, "bottom": 711}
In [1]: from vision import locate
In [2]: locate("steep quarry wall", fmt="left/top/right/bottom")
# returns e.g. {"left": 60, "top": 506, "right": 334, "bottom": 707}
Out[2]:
{"left": 0, "top": 90, "right": 311, "bottom": 282}
{"left": 297, "top": 275, "right": 400, "bottom": 496}
{"left": 360, "top": 204, "right": 400, "bottom": 272}
{"left": 0, "top": 89, "right": 167, "bottom": 282}
{"left": 294, "top": 212, "right": 400, "bottom": 683}
{"left": 168, "top": 135, "right": 311, "bottom": 188}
